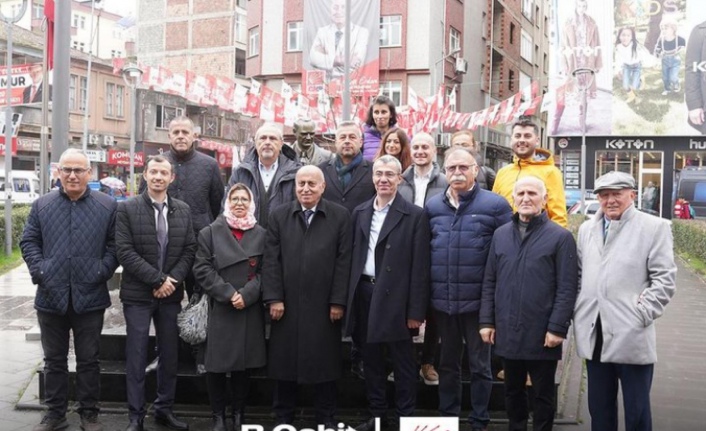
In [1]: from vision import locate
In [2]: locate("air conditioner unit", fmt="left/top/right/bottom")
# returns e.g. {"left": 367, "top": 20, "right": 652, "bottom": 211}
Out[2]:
{"left": 103, "top": 135, "right": 115, "bottom": 147}
{"left": 455, "top": 57, "right": 468, "bottom": 74}
{"left": 88, "top": 134, "right": 100, "bottom": 147}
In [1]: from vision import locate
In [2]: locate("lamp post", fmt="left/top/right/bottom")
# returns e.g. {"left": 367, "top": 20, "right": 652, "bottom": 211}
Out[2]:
{"left": 0, "top": 0, "right": 28, "bottom": 256}
{"left": 432, "top": 48, "right": 460, "bottom": 135}
{"left": 572, "top": 67, "right": 596, "bottom": 215}
{"left": 121, "top": 64, "right": 142, "bottom": 196}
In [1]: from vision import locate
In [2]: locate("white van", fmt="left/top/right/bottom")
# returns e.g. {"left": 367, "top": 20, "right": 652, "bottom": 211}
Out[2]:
{"left": 0, "top": 170, "right": 40, "bottom": 205}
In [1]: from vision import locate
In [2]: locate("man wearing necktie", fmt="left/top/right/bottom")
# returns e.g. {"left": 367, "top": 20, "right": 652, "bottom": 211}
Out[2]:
{"left": 23, "top": 63, "right": 47, "bottom": 104}
{"left": 116, "top": 156, "right": 197, "bottom": 431}
{"left": 263, "top": 165, "right": 352, "bottom": 428}
{"left": 574, "top": 171, "right": 676, "bottom": 431}
{"left": 309, "top": 0, "right": 370, "bottom": 78}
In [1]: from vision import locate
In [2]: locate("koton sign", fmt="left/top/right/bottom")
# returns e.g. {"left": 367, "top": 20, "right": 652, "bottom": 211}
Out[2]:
{"left": 108, "top": 149, "right": 143, "bottom": 167}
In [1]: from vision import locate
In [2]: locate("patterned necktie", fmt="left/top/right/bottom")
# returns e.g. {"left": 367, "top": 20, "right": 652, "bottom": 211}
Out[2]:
{"left": 335, "top": 31, "right": 343, "bottom": 50}
{"left": 603, "top": 219, "right": 610, "bottom": 244}
{"left": 304, "top": 209, "right": 314, "bottom": 227}
{"left": 154, "top": 202, "right": 168, "bottom": 271}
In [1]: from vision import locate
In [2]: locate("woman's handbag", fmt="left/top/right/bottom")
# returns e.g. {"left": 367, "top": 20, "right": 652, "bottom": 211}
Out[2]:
{"left": 177, "top": 294, "right": 209, "bottom": 345}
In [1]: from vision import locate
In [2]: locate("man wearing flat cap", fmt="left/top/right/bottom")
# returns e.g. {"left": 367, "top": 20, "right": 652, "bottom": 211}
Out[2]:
{"left": 573, "top": 171, "right": 676, "bottom": 431}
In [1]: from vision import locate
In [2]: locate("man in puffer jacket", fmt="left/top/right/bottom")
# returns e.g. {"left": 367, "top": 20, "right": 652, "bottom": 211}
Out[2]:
{"left": 493, "top": 120, "right": 567, "bottom": 227}
{"left": 426, "top": 147, "right": 512, "bottom": 431}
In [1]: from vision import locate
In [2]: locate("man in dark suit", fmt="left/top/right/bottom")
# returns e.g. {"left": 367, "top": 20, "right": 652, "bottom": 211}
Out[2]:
{"left": 116, "top": 156, "right": 197, "bottom": 431}
{"left": 346, "top": 155, "right": 430, "bottom": 430}
{"left": 23, "top": 63, "right": 47, "bottom": 104}
{"left": 263, "top": 165, "right": 352, "bottom": 428}
{"left": 319, "top": 120, "right": 375, "bottom": 379}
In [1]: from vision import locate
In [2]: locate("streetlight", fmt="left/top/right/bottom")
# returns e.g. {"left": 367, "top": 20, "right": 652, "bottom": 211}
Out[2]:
{"left": 121, "top": 64, "right": 142, "bottom": 196}
{"left": 80, "top": 0, "right": 102, "bottom": 152}
{"left": 432, "top": 47, "right": 460, "bottom": 135}
{"left": 571, "top": 67, "right": 596, "bottom": 216}
{"left": 0, "top": 0, "right": 28, "bottom": 256}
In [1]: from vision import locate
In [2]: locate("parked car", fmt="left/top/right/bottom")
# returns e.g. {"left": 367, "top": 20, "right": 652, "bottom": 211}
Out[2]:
{"left": 568, "top": 199, "right": 600, "bottom": 215}
{"left": 0, "top": 170, "right": 40, "bottom": 205}
{"left": 673, "top": 168, "right": 706, "bottom": 218}
{"left": 565, "top": 188, "right": 595, "bottom": 210}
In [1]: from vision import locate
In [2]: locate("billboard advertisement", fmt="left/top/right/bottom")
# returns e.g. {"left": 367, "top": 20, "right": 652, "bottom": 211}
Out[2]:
{"left": 302, "top": 0, "right": 380, "bottom": 97}
{"left": 0, "top": 63, "right": 48, "bottom": 105}
{"left": 548, "top": 0, "right": 706, "bottom": 136}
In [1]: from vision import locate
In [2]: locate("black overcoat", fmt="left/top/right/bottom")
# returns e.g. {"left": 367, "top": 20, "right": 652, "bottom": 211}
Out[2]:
{"left": 345, "top": 196, "right": 431, "bottom": 343}
{"left": 192, "top": 216, "right": 267, "bottom": 372}
{"left": 262, "top": 199, "right": 352, "bottom": 383}
{"left": 319, "top": 158, "right": 375, "bottom": 213}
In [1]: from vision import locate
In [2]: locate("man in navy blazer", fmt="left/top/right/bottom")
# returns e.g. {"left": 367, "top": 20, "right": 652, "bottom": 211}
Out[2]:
{"left": 345, "top": 155, "right": 431, "bottom": 430}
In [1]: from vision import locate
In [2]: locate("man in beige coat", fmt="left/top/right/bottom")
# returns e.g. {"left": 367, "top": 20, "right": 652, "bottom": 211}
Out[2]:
{"left": 574, "top": 171, "right": 676, "bottom": 431}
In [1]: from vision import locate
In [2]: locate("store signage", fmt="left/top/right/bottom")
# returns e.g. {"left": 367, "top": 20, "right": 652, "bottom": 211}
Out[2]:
{"left": 108, "top": 149, "right": 144, "bottom": 167}
{"left": 86, "top": 149, "right": 106, "bottom": 163}
{"left": 605, "top": 139, "right": 654, "bottom": 150}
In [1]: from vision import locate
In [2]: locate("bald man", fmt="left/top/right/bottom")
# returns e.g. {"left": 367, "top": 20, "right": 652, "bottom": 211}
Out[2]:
{"left": 262, "top": 165, "right": 353, "bottom": 428}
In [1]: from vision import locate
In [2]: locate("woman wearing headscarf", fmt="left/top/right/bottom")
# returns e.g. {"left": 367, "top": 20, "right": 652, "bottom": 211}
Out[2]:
{"left": 192, "top": 183, "right": 267, "bottom": 431}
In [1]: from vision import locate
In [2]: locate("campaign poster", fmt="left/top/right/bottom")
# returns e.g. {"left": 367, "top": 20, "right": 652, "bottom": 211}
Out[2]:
{"left": 302, "top": 0, "right": 380, "bottom": 98}
{"left": 0, "top": 63, "right": 48, "bottom": 105}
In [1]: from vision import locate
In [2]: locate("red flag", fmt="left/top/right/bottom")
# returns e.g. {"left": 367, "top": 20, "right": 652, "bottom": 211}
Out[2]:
{"left": 522, "top": 96, "right": 543, "bottom": 116}
{"left": 45, "top": 0, "right": 55, "bottom": 70}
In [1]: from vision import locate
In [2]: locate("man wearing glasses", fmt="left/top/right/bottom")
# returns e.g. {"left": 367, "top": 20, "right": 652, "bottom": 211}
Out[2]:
{"left": 227, "top": 123, "right": 300, "bottom": 229}
{"left": 425, "top": 147, "right": 512, "bottom": 431}
{"left": 289, "top": 118, "right": 334, "bottom": 166}
{"left": 21, "top": 149, "right": 120, "bottom": 431}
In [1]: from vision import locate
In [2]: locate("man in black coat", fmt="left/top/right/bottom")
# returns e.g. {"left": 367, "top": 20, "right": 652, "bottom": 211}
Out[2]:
{"left": 117, "top": 156, "right": 197, "bottom": 431}
{"left": 319, "top": 120, "right": 375, "bottom": 213}
{"left": 480, "top": 176, "right": 578, "bottom": 431}
{"left": 262, "top": 165, "right": 352, "bottom": 428}
{"left": 346, "top": 155, "right": 431, "bottom": 430}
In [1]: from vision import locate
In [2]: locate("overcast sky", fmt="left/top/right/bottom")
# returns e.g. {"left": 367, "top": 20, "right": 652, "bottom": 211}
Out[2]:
{"left": 101, "top": 0, "right": 137, "bottom": 17}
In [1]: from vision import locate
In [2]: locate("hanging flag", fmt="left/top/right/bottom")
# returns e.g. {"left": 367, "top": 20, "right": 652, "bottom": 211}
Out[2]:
{"left": 45, "top": 0, "right": 55, "bottom": 70}
{"left": 522, "top": 96, "right": 543, "bottom": 116}
{"left": 250, "top": 78, "right": 261, "bottom": 95}
{"left": 540, "top": 88, "right": 554, "bottom": 113}
{"left": 500, "top": 93, "right": 521, "bottom": 124}
{"left": 233, "top": 84, "right": 248, "bottom": 113}
{"left": 408, "top": 86, "right": 419, "bottom": 112}
{"left": 490, "top": 100, "right": 506, "bottom": 126}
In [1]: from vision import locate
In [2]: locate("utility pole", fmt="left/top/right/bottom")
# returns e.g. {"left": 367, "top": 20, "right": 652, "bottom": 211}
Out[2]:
{"left": 51, "top": 0, "right": 70, "bottom": 164}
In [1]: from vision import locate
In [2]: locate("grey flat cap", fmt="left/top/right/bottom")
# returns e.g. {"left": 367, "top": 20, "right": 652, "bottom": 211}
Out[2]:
{"left": 594, "top": 171, "right": 636, "bottom": 193}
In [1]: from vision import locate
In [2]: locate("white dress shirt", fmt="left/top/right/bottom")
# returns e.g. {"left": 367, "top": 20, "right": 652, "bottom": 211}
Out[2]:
{"left": 363, "top": 198, "right": 393, "bottom": 277}
{"left": 413, "top": 168, "right": 432, "bottom": 208}
{"left": 259, "top": 160, "right": 279, "bottom": 192}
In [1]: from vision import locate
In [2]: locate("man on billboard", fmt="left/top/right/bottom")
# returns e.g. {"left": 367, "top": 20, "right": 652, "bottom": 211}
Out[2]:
{"left": 309, "top": 0, "right": 369, "bottom": 79}
{"left": 23, "top": 63, "right": 49, "bottom": 104}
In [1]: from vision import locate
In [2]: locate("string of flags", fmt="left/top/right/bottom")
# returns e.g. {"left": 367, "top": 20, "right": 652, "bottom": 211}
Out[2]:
{"left": 112, "top": 58, "right": 549, "bottom": 134}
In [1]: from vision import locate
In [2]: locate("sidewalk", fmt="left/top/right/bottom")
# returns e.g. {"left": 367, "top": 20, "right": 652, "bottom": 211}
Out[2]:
{"left": 0, "top": 259, "right": 704, "bottom": 430}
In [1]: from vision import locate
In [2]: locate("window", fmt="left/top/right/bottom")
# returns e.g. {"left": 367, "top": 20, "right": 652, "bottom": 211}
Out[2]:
{"left": 509, "top": 23, "right": 516, "bottom": 45}
{"left": 72, "top": 40, "right": 86, "bottom": 52}
{"left": 380, "top": 81, "right": 402, "bottom": 106}
{"left": 156, "top": 105, "right": 185, "bottom": 129}
{"left": 202, "top": 115, "right": 221, "bottom": 137}
{"left": 111, "top": 50, "right": 122, "bottom": 58}
{"left": 235, "top": 13, "right": 246, "bottom": 43}
{"left": 522, "top": 0, "right": 533, "bottom": 21}
{"left": 72, "top": 14, "right": 79, "bottom": 28}
{"left": 235, "top": 48, "right": 246, "bottom": 76}
{"left": 105, "top": 83, "right": 125, "bottom": 118}
{"left": 520, "top": 72, "right": 531, "bottom": 95}
{"left": 80, "top": 16, "right": 86, "bottom": 29}
{"left": 79, "top": 77, "right": 88, "bottom": 112}
{"left": 33, "top": 4, "right": 44, "bottom": 19}
{"left": 69, "top": 75, "right": 77, "bottom": 111}
{"left": 449, "top": 27, "right": 461, "bottom": 53}
{"left": 249, "top": 27, "right": 260, "bottom": 57}
{"left": 521, "top": 29, "right": 533, "bottom": 62}
{"left": 380, "top": 15, "right": 402, "bottom": 47}
{"left": 236, "top": 0, "right": 247, "bottom": 8}
{"left": 287, "top": 22, "right": 303, "bottom": 52}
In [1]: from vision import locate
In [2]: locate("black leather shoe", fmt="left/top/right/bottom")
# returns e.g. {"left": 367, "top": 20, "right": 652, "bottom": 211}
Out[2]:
{"left": 351, "top": 361, "right": 365, "bottom": 379}
{"left": 125, "top": 420, "right": 143, "bottom": 431}
{"left": 355, "top": 417, "right": 388, "bottom": 431}
{"left": 154, "top": 412, "right": 189, "bottom": 430}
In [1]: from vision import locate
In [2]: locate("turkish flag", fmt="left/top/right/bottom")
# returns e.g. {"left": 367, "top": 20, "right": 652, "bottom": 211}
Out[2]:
{"left": 45, "top": 0, "right": 55, "bottom": 70}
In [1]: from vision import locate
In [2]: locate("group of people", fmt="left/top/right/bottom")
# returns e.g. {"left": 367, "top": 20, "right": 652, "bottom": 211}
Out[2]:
{"left": 21, "top": 109, "right": 675, "bottom": 431}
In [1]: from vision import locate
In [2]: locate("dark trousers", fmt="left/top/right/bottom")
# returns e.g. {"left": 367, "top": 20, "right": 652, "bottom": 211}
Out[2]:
{"left": 37, "top": 305, "right": 105, "bottom": 419}
{"left": 503, "top": 358, "right": 557, "bottom": 431}
{"left": 206, "top": 371, "right": 250, "bottom": 415}
{"left": 123, "top": 301, "right": 181, "bottom": 421}
{"left": 273, "top": 380, "right": 337, "bottom": 424}
{"left": 587, "top": 318, "right": 654, "bottom": 431}
{"left": 354, "top": 279, "right": 417, "bottom": 418}
{"left": 421, "top": 306, "right": 439, "bottom": 365}
{"left": 435, "top": 310, "right": 492, "bottom": 429}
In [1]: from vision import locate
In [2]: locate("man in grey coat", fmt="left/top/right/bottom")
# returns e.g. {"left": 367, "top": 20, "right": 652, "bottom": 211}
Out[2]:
{"left": 574, "top": 171, "right": 676, "bottom": 431}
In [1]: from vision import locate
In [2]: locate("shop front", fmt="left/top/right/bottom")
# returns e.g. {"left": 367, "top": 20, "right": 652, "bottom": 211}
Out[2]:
{"left": 555, "top": 136, "right": 706, "bottom": 219}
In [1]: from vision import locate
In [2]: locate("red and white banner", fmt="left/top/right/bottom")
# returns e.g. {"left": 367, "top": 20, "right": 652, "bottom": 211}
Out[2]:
{"left": 0, "top": 63, "right": 48, "bottom": 105}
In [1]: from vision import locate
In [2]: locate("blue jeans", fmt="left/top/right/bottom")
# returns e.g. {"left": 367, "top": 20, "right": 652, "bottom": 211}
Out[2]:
{"left": 37, "top": 305, "right": 105, "bottom": 419}
{"left": 661, "top": 55, "right": 681, "bottom": 91}
{"left": 435, "top": 310, "right": 492, "bottom": 429}
{"left": 622, "top": 64, "right": 641, "bottom": 91}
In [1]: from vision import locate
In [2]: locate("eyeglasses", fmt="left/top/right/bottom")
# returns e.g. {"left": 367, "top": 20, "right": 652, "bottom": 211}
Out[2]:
{"left": 229, "top": 197, "right": 251, "bottom": 204}
{"left": 444, "top": 164, "right": 476, "bottom": 174}
{"left": 60, "top": 167, "right": 90, "bottom": 175}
